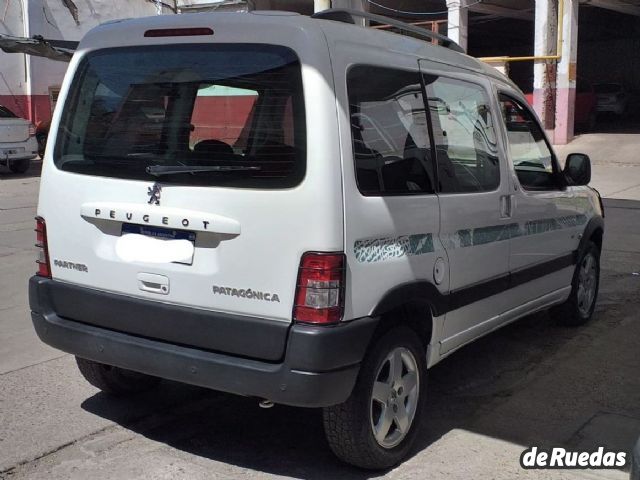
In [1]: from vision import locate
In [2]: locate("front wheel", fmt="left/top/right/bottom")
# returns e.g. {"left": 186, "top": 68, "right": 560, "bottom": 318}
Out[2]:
{"left": 322, "top": 326, "right": 427, "bottom": 470}
{"left": 75, "top": 357, "right": 160, "bottom": 396}
{"left": 550, "top": 241, "right": 600, "bottom": 326}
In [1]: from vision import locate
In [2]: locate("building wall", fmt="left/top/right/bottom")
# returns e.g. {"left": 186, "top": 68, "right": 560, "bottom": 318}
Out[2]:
{"left": 0, "top": 0, "right": 169, "bottom": 124}
{"left": 0, "top": 0, "right": 357, "bottom": 125}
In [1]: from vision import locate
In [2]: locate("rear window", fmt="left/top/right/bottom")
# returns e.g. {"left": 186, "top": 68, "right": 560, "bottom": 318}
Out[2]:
{"left": 54, "top": 44, "right": 306, "bottom": 188}
{"left": 0, "top": 106, "right": 17, "bottom": 118}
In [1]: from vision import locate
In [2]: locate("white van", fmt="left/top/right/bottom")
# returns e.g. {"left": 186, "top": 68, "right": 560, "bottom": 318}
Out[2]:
{"left": 29, "top": 9, "right": 604, "bottom": 469}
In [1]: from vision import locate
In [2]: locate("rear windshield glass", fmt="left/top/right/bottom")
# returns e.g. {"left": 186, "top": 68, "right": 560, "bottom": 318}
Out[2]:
{"left": 54, "top": 44, "right": 306, "bottom": 188}
{"left": 0, "top": 106, "right": 17, "bottom": 118}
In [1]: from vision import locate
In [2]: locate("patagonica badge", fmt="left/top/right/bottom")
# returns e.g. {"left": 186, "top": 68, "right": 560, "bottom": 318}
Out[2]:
{"left": 213, "top": 286, "right": 280, "bottom": 303}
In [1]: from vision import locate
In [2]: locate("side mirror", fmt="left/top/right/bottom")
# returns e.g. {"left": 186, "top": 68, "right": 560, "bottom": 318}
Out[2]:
{"left": 564, "top": 153, "right": 591, "bottom": 186}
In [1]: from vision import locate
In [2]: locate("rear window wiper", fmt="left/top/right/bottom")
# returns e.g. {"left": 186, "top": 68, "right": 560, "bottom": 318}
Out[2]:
{"left": 146, "top": 165, "right": 261, "bottom": 177}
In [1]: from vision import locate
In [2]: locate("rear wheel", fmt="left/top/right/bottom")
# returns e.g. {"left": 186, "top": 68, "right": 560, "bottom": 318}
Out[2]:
{"left": 75, "top": 357, "right": 160, "bottom": 396}
{"left": 550, "top": 241, "right": 600, "bottom": 326}
{"left": 8, "top": 158, "right": 30, "bottom": 174}
{"left": 322, "top": 326, "right": 426, "bottom": 470}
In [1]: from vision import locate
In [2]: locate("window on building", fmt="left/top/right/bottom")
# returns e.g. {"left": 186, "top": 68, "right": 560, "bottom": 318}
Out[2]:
{"left": 347, "top": 66, "right": 435, "bottom": 196}
{"left": 424, "top": 75, "right": 500, "bottom": 193}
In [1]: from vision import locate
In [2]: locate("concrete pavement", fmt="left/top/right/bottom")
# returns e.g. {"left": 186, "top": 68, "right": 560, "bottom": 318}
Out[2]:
{"left": 0, "top": 153, "right": 639, "bottom": 479}
{"left": 555, "top": 132, "right": 640, "bottom": 200}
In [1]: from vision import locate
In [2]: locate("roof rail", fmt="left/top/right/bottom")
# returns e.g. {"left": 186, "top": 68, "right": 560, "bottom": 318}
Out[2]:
{"left": 311, "top": 8, "right": 464, "bottom": 54}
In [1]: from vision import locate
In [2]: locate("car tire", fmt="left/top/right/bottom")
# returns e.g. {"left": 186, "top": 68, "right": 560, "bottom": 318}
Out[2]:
{"left": 75, "top": 357, "right": 160, "bottom": 396}
{"left": 550, "top": 241, "right": 600, "bottom": 327}
{"left": 8, "top": 158, "right": 30, "bottom": 174}
{"left": 322, "top": 326, "right": 427, "bottom": 470}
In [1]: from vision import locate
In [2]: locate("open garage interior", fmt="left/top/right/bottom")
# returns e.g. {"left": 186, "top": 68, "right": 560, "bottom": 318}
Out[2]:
{"left": 341, "top": 0, "right": 640, "bottom": 142}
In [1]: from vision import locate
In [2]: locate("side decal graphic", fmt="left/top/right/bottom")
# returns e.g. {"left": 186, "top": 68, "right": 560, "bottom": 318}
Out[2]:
{"left": 455, "top": 214, "right": 588, "bottom": 248}
{"left": 354, "top": 234, "right": 434, "bottom": 263}
{"left": 354, "top": 215, "right": 589, "bottom": 263}
{"left": 457, "top": 223, "right": 519, "bottom": 248}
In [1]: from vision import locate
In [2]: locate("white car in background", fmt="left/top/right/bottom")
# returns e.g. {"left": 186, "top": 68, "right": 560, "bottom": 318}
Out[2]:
{"left": 0, "top": 105, "right": 38, "bottom": 174}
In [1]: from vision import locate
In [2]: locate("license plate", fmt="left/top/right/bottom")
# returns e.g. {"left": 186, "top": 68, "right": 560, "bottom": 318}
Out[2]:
{"left": 122, "top": 223, "right": 196, "bottom": 243}
{"left": 1, "top": 149, "right": 18, "bottom": 155}
{"left": 121, "top": 223, "right": 196, "bottom": 265}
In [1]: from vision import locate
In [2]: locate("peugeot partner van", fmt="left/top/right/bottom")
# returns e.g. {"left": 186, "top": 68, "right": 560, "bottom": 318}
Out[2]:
{"left": 29, "top": 9, "right": 604, "bottom": 469}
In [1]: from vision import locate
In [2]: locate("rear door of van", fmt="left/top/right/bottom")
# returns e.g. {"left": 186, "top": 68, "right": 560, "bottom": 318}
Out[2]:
{"left": 37, "top": 14, "right": 343, "bottom": 362}
{"left": 325, "top": 26, "right": 445, "bottom": 327}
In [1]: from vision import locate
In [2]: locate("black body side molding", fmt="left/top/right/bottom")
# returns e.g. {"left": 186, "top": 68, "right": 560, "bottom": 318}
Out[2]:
{"left": 371, "top": 247, "right": 589, "bottom": 318}
{"left": 372, "top": 281, "right": 449, "bottom": 318}
{"left": 578, "top": 215, "right": 605, "bottom": 254}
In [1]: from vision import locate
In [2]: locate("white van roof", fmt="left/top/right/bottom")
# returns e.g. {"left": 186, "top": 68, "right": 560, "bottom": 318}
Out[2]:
{"left": 77, "top": 10, "right": 518, "bottom": 91}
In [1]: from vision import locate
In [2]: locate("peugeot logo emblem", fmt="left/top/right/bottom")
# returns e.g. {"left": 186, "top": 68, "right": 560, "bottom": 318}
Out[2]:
{"left": 147, "top": 183, "right": 162, "bottom": 205}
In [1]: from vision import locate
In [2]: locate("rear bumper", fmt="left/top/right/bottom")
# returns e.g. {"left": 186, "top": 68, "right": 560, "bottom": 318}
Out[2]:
{"left": 0, "top": 138, "right": 38, "bottom": 160}
{"left": 29, "top": 276, "right": 378, "bottom": 407}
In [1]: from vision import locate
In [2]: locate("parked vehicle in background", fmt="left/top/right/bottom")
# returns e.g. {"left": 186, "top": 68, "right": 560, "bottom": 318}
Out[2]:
{"left": 594, "top": 83, "right": 628, "bottom": 116}
{"left": 0, "top": 105, "right": 38, "bottom": 173}
{"left": 524, "top": 78, "right": 597, "bottom": 131}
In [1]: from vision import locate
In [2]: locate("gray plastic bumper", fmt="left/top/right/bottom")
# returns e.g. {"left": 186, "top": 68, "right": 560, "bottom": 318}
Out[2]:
{"left": 29, "top": 276, "right": 378, "bottom": 408}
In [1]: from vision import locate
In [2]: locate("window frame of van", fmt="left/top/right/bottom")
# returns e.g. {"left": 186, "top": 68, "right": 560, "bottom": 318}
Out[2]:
{"left": 345, "top": 64, "right": 438, "bottom": 198}
{"left": 421, "top": 71, "right": 503, "bottom": 196}
{"left": 52, "top": 44, "right": 307, "bottom": 190}
{"left": 497, "top": 91, "right": 567, "bottom": 192}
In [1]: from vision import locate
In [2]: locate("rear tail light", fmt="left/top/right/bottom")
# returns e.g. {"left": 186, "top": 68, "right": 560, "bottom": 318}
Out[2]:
{"left": 28, "top": 124, "right": 36, "bottom": 137}
{"left": 35, "top": 217, "right": 51, "bottom": 278}
{"left": 294, "top": 252, "right": 345, "bottom": 325}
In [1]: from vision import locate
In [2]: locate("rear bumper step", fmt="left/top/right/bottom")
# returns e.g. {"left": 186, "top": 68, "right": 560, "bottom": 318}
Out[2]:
{"left": 29, "top": 276, "right": 377, "bottom": 407}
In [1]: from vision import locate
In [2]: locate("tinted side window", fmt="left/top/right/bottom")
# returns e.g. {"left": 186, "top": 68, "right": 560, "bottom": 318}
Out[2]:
{"left": 424, "top": 76, "right": 500, "bottom": 193}
{"left": 347, "top": 66, "right": 435, "bottom": 196}
{"left": 499, "top": 95, "right": 559, "bottom": 191}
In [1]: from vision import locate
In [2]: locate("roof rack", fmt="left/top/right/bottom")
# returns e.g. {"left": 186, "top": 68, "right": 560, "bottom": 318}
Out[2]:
{"left": 311, "top": 8, "right": 464, "bottom": 54}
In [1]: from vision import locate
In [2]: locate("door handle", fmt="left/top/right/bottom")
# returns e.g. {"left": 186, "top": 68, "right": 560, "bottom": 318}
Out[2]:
{"left": 500, "top": 195, "right": 513, "bottom": 219}
{"left": 137, "top": 273, "right": 170, "bottom": 295}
